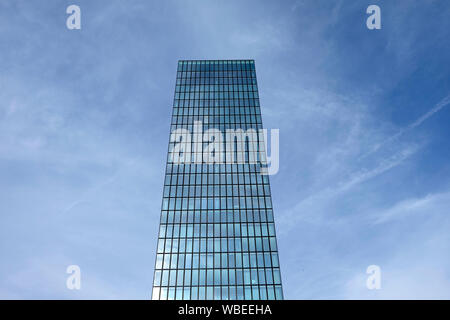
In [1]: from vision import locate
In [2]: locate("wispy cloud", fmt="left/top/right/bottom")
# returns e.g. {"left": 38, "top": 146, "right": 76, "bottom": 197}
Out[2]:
{"left": 61, "top": 159, "right": 137, "bottom": 215}
{"left": 343, "top": 191, "right": 450, "bottom": 299}
{"left": 360, "top": 94, "right": 450, "bottom": 159}
{"left": 277, "top": 144, "right": 420, "bottom": 232}
{"left": 370, "top": 191, "right": 450, "bottom": 225}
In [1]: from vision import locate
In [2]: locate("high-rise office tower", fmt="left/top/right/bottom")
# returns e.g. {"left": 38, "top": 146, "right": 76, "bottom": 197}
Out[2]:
{"left": 152, "top": 60, "right": 283, "bottom": 300}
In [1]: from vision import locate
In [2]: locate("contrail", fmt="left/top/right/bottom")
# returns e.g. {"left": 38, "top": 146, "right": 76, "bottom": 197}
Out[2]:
{"left": 277, "top": 144, "right": 420, "bottom": 234}
{"left": 360, "top": 94, "right": 450, "bottom": 159}
{"left": 61, "top": 159, "right": 136, "bottom": 215}
{"left": 409, "top": 94, "right": 450, "bottom": 128}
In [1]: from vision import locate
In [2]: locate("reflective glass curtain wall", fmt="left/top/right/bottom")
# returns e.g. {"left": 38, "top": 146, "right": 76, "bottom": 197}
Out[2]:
{"left": 152, "top": 60, "right": 283, "bottom": 300}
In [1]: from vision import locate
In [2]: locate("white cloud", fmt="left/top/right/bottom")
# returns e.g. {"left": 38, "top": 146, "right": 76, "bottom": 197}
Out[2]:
{"left": 343, "top": 191, "right": 450, "bottom": 299}
{"left": 371, "top": 191, "right": 450, "bottom": 225}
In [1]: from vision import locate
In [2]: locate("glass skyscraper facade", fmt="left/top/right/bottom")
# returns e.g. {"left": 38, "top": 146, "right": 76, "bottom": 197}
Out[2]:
{"left": 152, "top": 59, "right": 283, "bottom": 300}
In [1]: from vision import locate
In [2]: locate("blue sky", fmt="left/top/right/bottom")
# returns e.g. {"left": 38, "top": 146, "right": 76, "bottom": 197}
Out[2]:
{"left": 0, "top": 0, "right": 449, "bottom": 299}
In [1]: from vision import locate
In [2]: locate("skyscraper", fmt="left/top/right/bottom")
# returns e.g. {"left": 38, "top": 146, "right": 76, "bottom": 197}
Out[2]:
{"left": 152, "top": 60, "right": 283, "bottom": 300}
